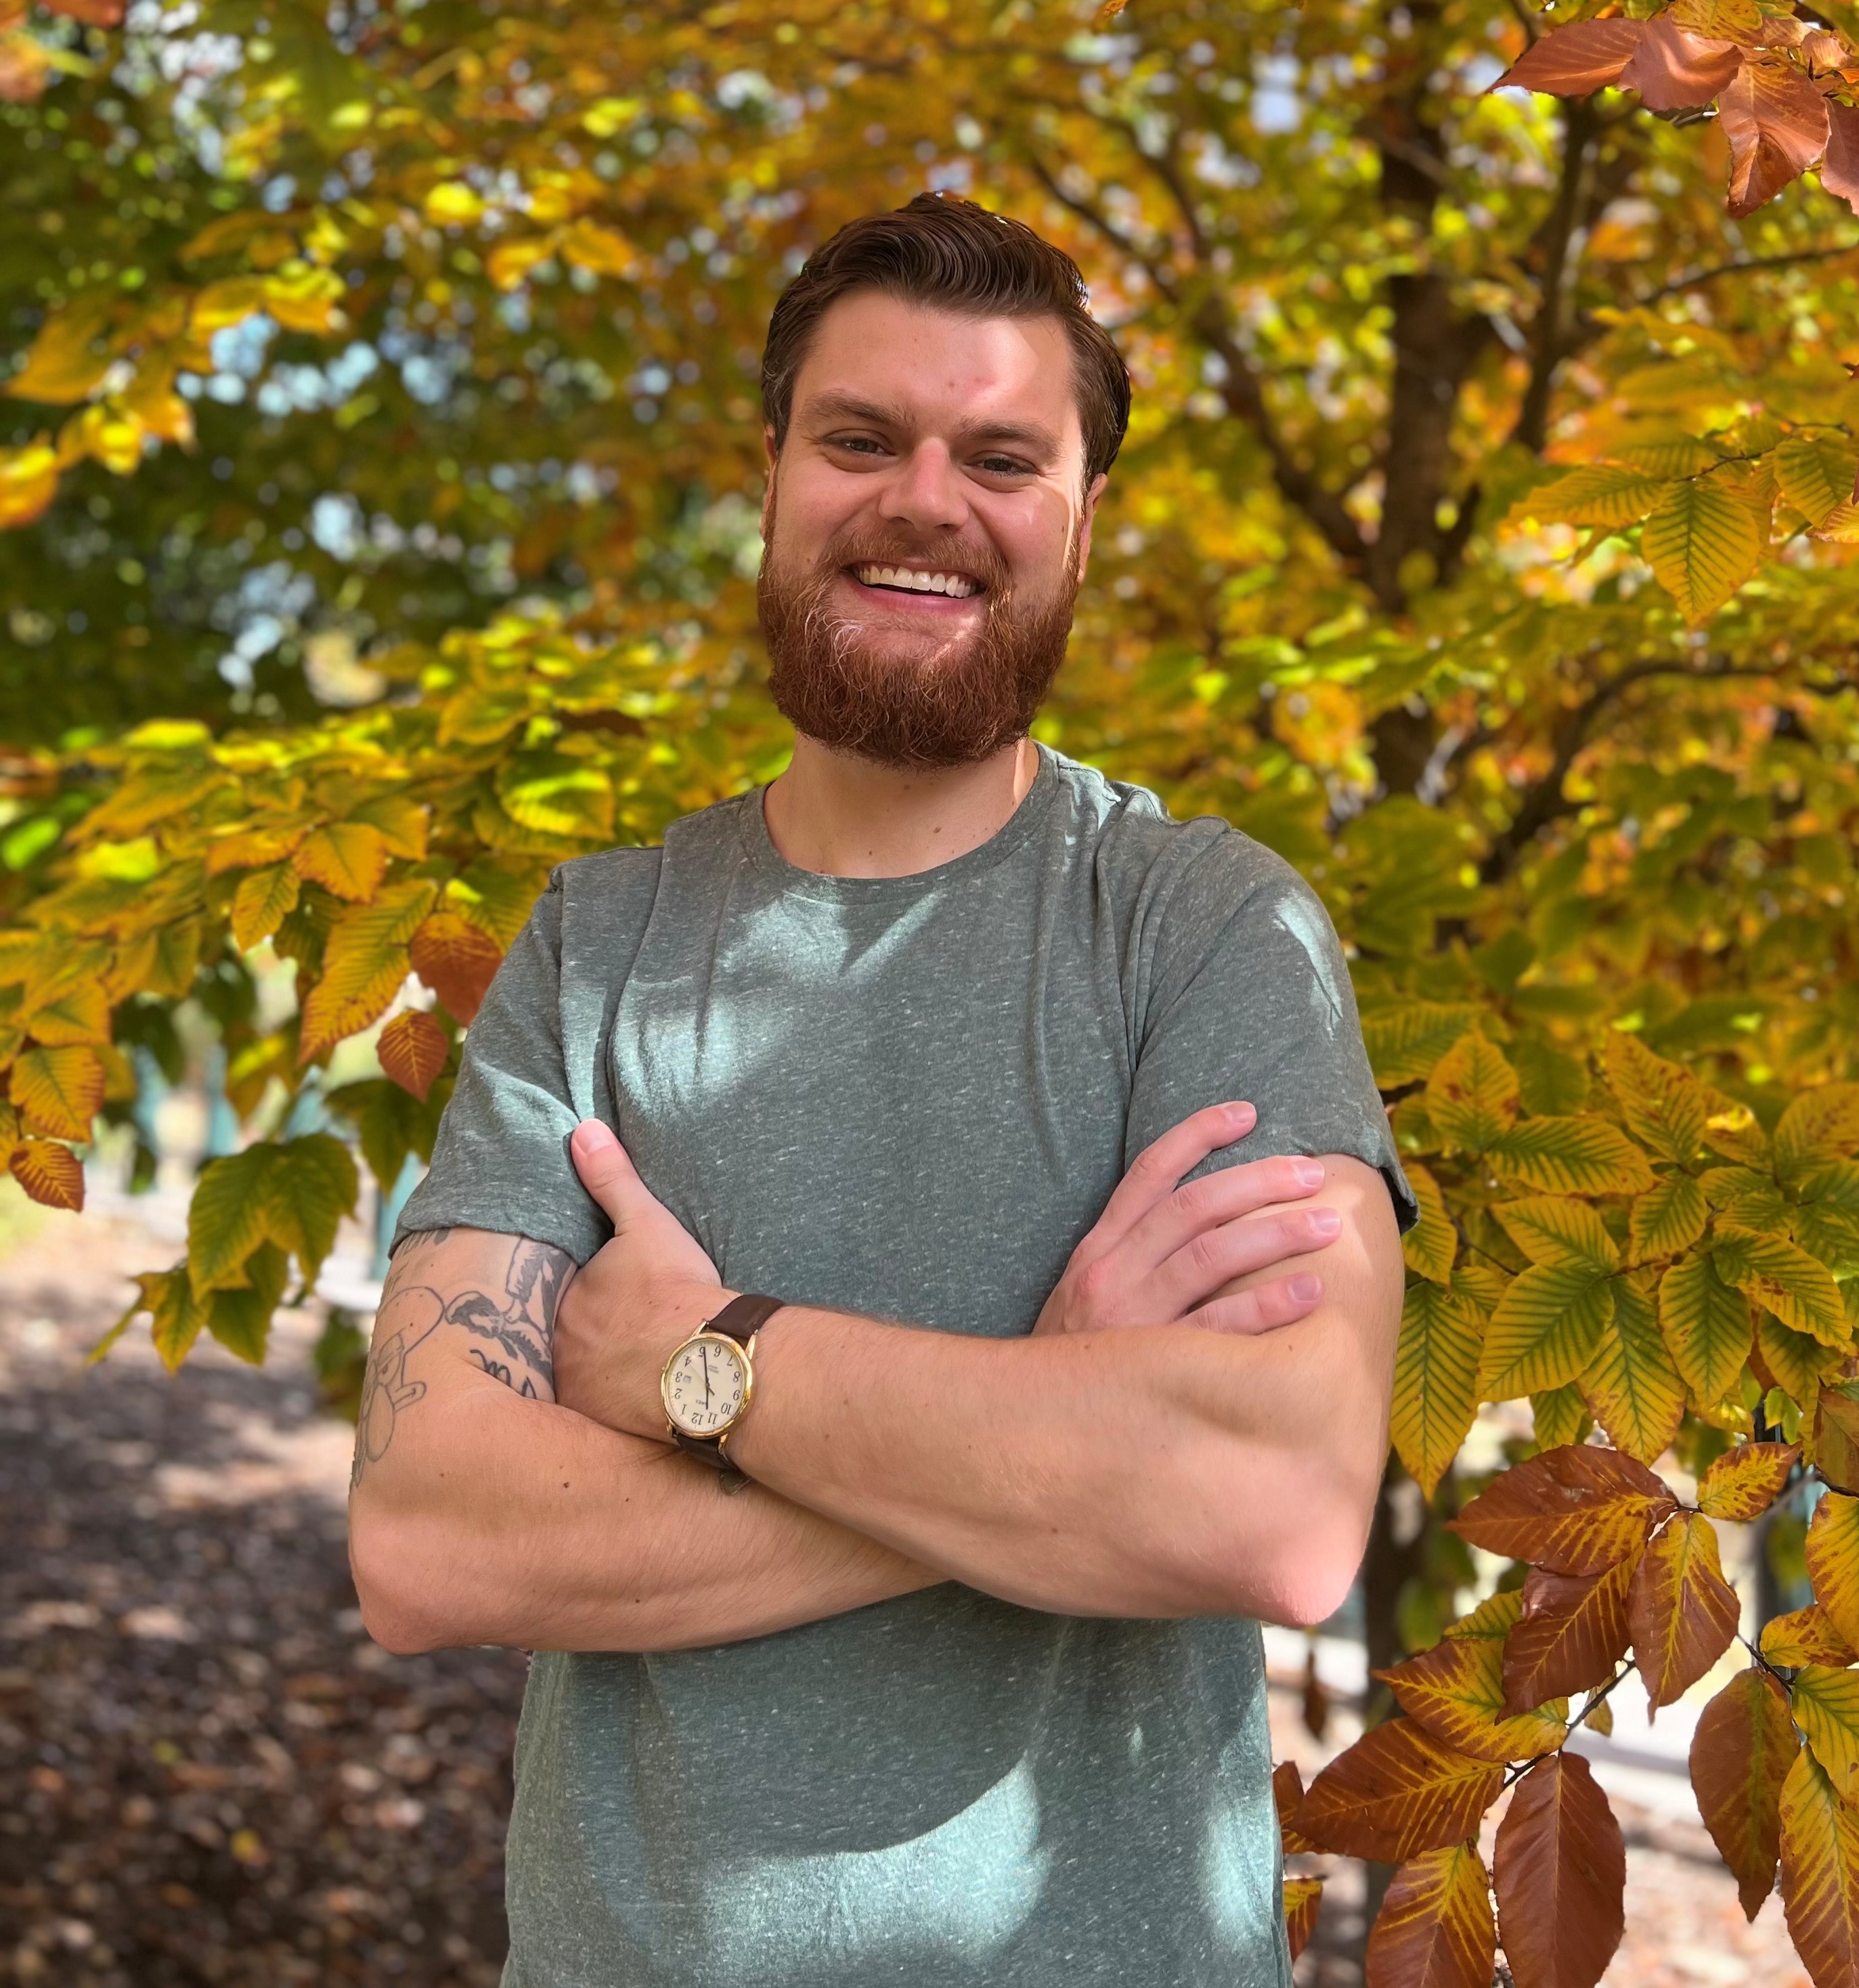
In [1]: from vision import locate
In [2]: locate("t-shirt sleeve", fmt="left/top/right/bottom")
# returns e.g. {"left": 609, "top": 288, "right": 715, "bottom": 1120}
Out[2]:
{"left": 1126, "top": 831, "right": 1416, "bottom": 1231}
{"left": 391, "top": 877, "right": 613, "bottom": 1265}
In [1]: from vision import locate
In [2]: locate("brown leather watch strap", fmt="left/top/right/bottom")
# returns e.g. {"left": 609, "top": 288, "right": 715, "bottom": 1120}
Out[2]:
{"left": 672, "top": 1294, "right": 784, "bottom": 1492}
{"left": 703, "top": 1291, "right": 784, "bottom": 1346}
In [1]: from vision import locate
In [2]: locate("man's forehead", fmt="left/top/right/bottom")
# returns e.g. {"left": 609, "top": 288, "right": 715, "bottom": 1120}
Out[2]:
{"left": 791, "top": 292, "right": 1083, "bottom": 452}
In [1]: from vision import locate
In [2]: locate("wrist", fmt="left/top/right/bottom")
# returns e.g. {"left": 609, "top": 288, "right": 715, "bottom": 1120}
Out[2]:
{"left": 629, "top": 1284, "right": 739, "bottom": 1441}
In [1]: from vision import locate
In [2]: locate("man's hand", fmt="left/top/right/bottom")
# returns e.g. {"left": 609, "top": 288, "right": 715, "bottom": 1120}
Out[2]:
{"left": 552, "top": 1119, "right": 732, "bottom": 1442}
{"left": 1032, "top": 1100, "right": 1339, "bottom": 1338}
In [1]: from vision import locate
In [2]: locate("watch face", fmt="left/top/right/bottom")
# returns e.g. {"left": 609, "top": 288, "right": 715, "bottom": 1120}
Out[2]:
{"left": 663, "top": 1334, "right": 750, "bottom": 1436}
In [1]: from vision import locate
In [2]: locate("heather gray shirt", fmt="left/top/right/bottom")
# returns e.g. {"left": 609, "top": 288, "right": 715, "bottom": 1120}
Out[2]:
{"left": 397, "top": 745, "right": 1412, "bottom": 1988}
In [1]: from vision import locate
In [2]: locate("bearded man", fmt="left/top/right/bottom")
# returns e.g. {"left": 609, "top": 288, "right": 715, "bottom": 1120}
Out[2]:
{"left": 349, "top": 192, "right": 1414, "bottom": 1988}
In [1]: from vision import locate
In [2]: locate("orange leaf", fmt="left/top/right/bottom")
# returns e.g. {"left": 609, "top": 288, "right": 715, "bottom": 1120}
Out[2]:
{"left": 1365, "top": 1842, "right": 1496, "bottom": 1988}
{"left": 1619, "top": 18, "right": 1745, "bottom": 108}
{"left": 1492, "top": 18, "right": 1644, "bottom": 94}
{"left": 1823, "top": 104, "right": 1859, "bottom": 217}
{"left": 1721, "top": 57, "right": 1831, "bottom": 218}
{"left": 1691, "top": 1667, "right": 1797, "bottom": 1921}
{"left": 1806, "top": 1491, "right": 1859, "bottom": 1654}
{"left": 1780, "top": 1748, "right": 1859, "bottom": 1988}
{"left": 1698, "top": 1440, "right": 1799, "bottom": 1522}
{"left": 1492, "top": 1752, "right": 1625, "bottom": 1988}
{"left": 1375, "top": 1623, "right": 1568, "bottom": 1763}
{"left": 1297, "top": 1720, "right": 1505, "bottom": 1863}
{"left": 1762, "top": 1604, "right": 1859, "bottom": 1669}
{"left": 9, "top": 1136, "right": 83, "bottom": 1210}
{"left": 292, "top": 822, "right": 390, "bottom": 902}
{"left": 1283, "top": 1876, "right": 1322, "bottom": 1960}
{"left": 43, "top": 0, "right": 127, "bottom": 23}
{"left": 410, "top": 910, "right": 505, "bottom": 1025}
{"left": 1627, "top": 1512, "right": 1741, "bottom": 1713}
{"left": 1502, "top": 1555, "right": 1638, "bottom": 1712}
{"left": 1273, "top": 1760, "right": 1319, "bottom": 1853}
{"left": 377, "top": 1009, "right": 450, "bottom": 1103}
{"left": 1447, "top": 1442, "right": 1676, "bottom": 1574}
{"left": 9, "top": 1042, "right": 106, "bottom": 1141}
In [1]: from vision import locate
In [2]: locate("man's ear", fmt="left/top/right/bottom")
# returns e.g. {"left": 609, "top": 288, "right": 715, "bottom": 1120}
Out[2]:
{"left": 760, "top": 426, "right": 780, "bottom": 539}
{"left": 1074, "top": 472, "right": 1109, "bottom": 581}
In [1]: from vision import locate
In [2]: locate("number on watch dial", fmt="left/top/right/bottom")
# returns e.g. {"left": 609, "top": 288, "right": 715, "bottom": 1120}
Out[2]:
{"left": 665, "top": 1337, "right": 748, "bottom": 1435}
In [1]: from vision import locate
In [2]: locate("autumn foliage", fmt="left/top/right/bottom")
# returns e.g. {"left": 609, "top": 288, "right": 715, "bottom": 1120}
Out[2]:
{"left": 5, "top": 0, "right": 1859, "bottom": 1980}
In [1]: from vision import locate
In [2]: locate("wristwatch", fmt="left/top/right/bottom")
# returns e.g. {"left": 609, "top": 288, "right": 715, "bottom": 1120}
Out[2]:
{"left": 661, "top": 1293, "right": 784, "bottom": 1493}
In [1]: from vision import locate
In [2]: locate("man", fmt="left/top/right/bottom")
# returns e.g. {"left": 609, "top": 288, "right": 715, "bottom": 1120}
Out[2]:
{"left": 349, "top": 192, "right": 1414, "bottom": 1988}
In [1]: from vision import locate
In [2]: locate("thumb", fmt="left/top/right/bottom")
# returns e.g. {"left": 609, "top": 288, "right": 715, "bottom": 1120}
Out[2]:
{"left": 569, "top": 1119, "right": 644, "bottom": 1223}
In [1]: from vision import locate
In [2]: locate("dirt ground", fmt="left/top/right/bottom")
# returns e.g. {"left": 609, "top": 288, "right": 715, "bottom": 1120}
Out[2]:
{"left": 0, "top": 1189, "right": 1814, "bottom": 1987}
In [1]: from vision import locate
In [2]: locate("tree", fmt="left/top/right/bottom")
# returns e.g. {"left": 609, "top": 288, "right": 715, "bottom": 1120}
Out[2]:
{"left": 3, "top": 1, "right": 1859, "bottom": 1979}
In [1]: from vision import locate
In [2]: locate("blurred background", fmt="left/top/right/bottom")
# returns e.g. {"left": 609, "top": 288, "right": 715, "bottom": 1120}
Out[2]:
{"left": 3, "top": 0, "right": 1858, "bottom": 1981}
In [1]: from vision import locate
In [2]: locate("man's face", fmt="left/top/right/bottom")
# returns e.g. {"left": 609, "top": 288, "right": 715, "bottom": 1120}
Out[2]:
{"left": 758, "top": 291, "right": 1105, "bottom": 769}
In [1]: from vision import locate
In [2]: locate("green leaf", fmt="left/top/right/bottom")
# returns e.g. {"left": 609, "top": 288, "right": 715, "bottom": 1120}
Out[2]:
{"left": 1583, "top": 1276, "right": 1687, "bottom": 1464}
{"left": 206, "top": 1241, "right": 288, "bottom": 1364}
{"left": 187, "top": 1146, "right": 274, "bottom": 1298}
{"left": 1477, "top": 1264, "right": 1615, "bottom": 1402}
{"left": 1759, "top": 1313, "right": 1843, "bottom": 1401}
{"left": 1392, "top": 1281, "right": 1486, "bottom": 1497}
{"left": 1494, "top": 1196, "right": 1620, "bottom": 1273}
{"left": 1489, "top": 1117, "right": 1657, "bottom": 1196}
{"left": 1774, "top": 435, "right": 1859, "bottom": 528}
{"left": 1426, "top": 1034, "right": 1520, "bottom": 1153}
{"left": 1774, "top": 1086, "right": 1859, "bottom": 1191}
{"left": 1641, "top": 479, "right": 1765, "bottom": 623}
{"left": 1531, "top": 1382, "right": 1591, "bottom": 1450}
{"left": 1360, "top": 1002, "right": 1482, "bottom": 1087}
{"left": 1661, "top": 1251, "right": 1755, "bottom": 1404}
{"left": 260, "top": 1132, "right": 360, "bottom": 1289}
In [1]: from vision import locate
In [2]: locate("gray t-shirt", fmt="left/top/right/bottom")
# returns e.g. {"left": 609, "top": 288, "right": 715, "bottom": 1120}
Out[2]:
{"left": 397, "top": 745, "right": 1412, "bottom": 1988}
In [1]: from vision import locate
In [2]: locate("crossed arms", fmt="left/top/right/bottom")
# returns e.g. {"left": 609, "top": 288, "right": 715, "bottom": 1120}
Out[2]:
{"left": 347, "top": 1103, "right": 1405, "bottom": 1655}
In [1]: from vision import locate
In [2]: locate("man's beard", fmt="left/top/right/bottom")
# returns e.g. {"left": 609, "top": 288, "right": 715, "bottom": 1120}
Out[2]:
{"left": 757, "top": 512, "right": 1080, "bottom": 770}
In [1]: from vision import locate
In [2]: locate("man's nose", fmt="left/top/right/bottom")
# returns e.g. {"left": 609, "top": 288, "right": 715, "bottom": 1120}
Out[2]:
{"left": 874, "top": 440, "right": 969, "bottom": 534}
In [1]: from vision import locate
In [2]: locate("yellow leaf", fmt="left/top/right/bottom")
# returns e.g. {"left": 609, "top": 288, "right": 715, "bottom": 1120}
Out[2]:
{"left": 4, "top": 295, "right": 116, "bottom": 405}
{"left": 559, "top": 219, "right": 638, "bottom": 278}
{"left": 9, "top": 1044, "right": 105, "bottom": 1141}
{"left": 1808, "top": 1492, "right": 1859, "bottom": 1653}
{"left": 1661, "top": 1250, "right": 1755, "bottom": 1404}
{"left": 1402, "top": 1162, "right": 1457, "bottom": 1283}
{"left": 424, "top": 181, "right": 485, "bottom": 225}
{"left": 1509, "top": 463, "right": 1674, "bottom": 530}
{"left": 1477, "top": 1264, "right": 1615, "bottom": 1402}
{"left": 1602, "top": 1032, "right": 1707, "bottom": 1165}
{"left": 1495, "top": 1196, "right": 1620, "bottom": 1273}
{"left": 298, "top": 879, "right": 436, "bottom": 1062}
{"left": 1713, "top": 1226, "right": 1848, "bottom": 1348}
{"left": 0, "top": 439, "right": 60, "bottom": 529}
{"left": 1628, "top": 1173, "right": 1709, "bottom": 1265}
{"left": 190, "top": 277, "right": 271, "bottom": 336}
{"left": 1641, "top": 479, "right": 1765, "bottom": 623}
{"left": 1778, "top": 1748, "right": 1859, "bottom": 1988}
{"left": 1698, "top": 1440, "right": 1799, "bottom": 1523}
{"left": 1627, "top": 1511, "right": 1741, "bottom": 1710}
{"left": 1775, "top": 1084, "right": 1859, "bottom": 1191}
{"left": 22, "top": 977, "right": 110, "bottom": 1046}
{"left": 1363, "top": 1843, "right": 1497, "bottom": 1988}
{"left": 231, "top": 863, "right": 303, "bottom": 950}
{"left": 1582, "top": 1277, "right": 1686, "bottom": 1464}
{"left": 1490, "top": 1117, "right": 1657, "bottom": 1196}
{"left": 1374, "top": 1629, "right": 1567, "bottom": 1763}
{"left": 1392, "top": 1281, "right": 1485, "bottom": 1496}
{"left": 1426, "top": 1034, "right": 1520, "bottom": 1153}
{"left": 9, "top": 1135, "right": 83, "bottom": 1209}
{"left": 1793, "top": 1667, "right": 1859, "bottom": 1802}
{"left": 292, "top": 822, "right": 389, "bottom": 902}
{"left": 1762, "top": 1605, "right": 1857, "bottom": 1669}
{"left": 487, "top": 234, "right": 561, "bottom": 290}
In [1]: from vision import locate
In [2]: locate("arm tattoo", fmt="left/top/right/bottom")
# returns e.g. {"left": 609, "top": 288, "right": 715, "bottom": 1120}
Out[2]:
{"left": 351, "top": 1237, "right": 573, "bottom": 1489}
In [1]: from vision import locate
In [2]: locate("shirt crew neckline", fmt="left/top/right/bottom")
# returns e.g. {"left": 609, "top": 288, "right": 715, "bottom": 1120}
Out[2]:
{"left": 736, "top": 741, "right": 1063, "bottom": 903}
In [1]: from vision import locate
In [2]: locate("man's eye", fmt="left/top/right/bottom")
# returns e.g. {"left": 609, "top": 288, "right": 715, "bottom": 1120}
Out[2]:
{"left": 831, "top": 436, "right": 885, "bottom": 456}
{"left": 977, "top": 456, "right": 1033, "bottom": 477}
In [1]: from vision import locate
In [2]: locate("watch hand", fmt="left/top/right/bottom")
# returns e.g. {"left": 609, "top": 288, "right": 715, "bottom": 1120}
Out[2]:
{"left": 701, "top": 1346, "right": 712, "bottom": 1405}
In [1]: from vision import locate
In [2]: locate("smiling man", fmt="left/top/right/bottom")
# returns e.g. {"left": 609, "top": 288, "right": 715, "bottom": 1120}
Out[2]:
{"left": 348, "top": 194, "right": 1414, "bottom": 1988}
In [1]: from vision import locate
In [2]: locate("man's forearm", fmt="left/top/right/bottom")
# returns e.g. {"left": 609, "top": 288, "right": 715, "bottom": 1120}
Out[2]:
{"left": 347, "top": 1229, "right": 941, "bottom": 1654}
{"left": 721, "top": 1158, "right": 1403, "bottom": 1627}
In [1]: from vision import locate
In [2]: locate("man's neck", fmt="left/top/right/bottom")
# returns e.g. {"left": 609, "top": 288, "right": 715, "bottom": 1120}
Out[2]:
{"left": 762, "top": 734, "right": 1040, "bottom": 879}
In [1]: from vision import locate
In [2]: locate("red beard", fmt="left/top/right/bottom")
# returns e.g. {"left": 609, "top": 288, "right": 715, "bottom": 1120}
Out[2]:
{"left": 757, "top": 516, "right": 1079, "bottom": 770}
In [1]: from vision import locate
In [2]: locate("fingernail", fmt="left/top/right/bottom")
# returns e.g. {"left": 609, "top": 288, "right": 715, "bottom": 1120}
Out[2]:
{"left": 1227, "top": 1101, "right": 1256, "bottom": 1124}
{"left": 1309, "top": 1208, "right": 1341, "bottom": 1237}
{"left": 573, "top": 1119, "right": 618, "bottom": 1153}
{"left": 1294, "top": 1159, "right": 1325, "bottom": 1187}
{"left": 1289, "top": 1274, "right": 1322, "bottom": 1303}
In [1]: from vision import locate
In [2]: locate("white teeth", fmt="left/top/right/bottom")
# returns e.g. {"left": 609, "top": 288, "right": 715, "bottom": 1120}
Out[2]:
{"left": 853, "top": 564, "right": 979, "bottom": 598}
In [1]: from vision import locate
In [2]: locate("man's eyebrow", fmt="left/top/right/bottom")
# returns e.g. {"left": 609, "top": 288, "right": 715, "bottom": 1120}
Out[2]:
{"left": 800, "top": 391, "right": 1064, "bottom": 463}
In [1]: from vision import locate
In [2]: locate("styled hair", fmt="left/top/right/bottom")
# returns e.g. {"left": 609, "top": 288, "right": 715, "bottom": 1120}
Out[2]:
{"left": 761, "top": 192, "right": 1131, "bottom": 487}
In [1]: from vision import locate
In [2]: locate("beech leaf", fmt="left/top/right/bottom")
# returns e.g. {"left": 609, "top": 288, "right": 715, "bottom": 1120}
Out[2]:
{"left": 1296, "top": 1720, "right": 1505, "bottom": 1864}
{"left": 1697, "top": 1440, "right": 1799, "bottom": 1522}
{"left": 1502, "top": 1555, "right": 1638, "bottom": 1713}
{"left": 1690, "top": 1666, "right": 1797, "bottom": 1921}
{"left": 1806, "top": 1490, "right": 1859, "bottom": 1654}
{"left": 1492, "top": 1752, "right": 1625, "bottom": 1988}
{"left": 1625, "top": 1511, "right": 1741, "bottom": 1713}
{"left": 1491, "top": 19, "right": 1644, "bottom": 95}
{"left": 1448, "top": 1442, "right": 1674, "bottom": 1573}
{"left": 1779, "top": 1748, "right": 1859, "bottom": 1988}
{"left": 1363, "top": 1842, "right": 1496, "bottom": 1988}
{"left": 1619, "top": 18, "right": 1745, "bottom": 109}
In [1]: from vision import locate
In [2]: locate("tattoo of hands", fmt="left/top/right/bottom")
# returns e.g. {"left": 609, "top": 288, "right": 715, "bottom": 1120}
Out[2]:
{"left": 350, "top": 1237, "right": 572, "bottom": 1488}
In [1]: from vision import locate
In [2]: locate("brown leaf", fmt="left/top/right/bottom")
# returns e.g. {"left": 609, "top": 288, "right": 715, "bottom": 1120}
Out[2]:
{"left": 1779, "top": 1748, "right": 1859, "bottom": 1988}
{"left": 1808, "top": 1490, "right": 1859, "bottom": 1654}
{"left": 1503, "top": 1555, "right": 1638, "bottom": 1712}
{"left": 43, "top": 0, "right": 126, "bottom": 22}
{"left": 409, "top": 911, "right": 505, "bottom": 1026}
{"left": 1721, "top": 58, "right": 1832, "bottom": 219}
{"left": 1365, "top": 1842, "right": 1496, "bottom": 1988}
{"left": 1283, "top": 1876, "right": 1323, "bottom": 1960}
{"left": 1447, "top": 1443, "right": 1676, "bottom": 1574}
{"left": 1690, "top": 1667, "right": 1797, "bottom": 1920}
{"left": 1297, "top": 1720, "right": 1506, "bottom": 1864}
{"left": 1823, "top": 104, "right": 1859, "bottom": 217}
{"left": 1493, "top": 1752, "right": 1626, "bottom": 1988}
{"left": 1273, "top": 1760, "right": 1319, "bottom": 1854}
{"left": 9, "top": 1135, "right": 83, "bottom": 1210}
{"left": 1627, "top": 1513, "right": 1741, "bottom": 1713}
{"left": 1697, "top": 1440, "right": 1799, "bottom": 1522}
{"left": 1376, "top": 1627, "right": 1568, "bottom": 1763}
{"left": 376, "top": 1010, "right": 450, "bottom": 1104}
{"left": 1618, "top": 18, "right": 1745, "bottom": 109}
{"left": 1493, "top": 19, "right": 1645, "bottom": 95}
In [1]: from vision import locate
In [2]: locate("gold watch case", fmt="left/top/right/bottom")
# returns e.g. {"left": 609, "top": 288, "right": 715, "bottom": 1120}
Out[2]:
{"left": 660, "top": 1328, "right": 757, "bottom": 1439}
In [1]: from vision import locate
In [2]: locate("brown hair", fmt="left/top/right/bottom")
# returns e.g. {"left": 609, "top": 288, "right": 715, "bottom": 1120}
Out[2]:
{"left": 761, "top": 192, "right": 1131, "bottom": 488}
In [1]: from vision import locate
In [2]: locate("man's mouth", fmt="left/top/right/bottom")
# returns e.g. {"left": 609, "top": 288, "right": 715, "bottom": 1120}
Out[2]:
{"left": 848, "top": 563, "right": 984, "bottom": 600}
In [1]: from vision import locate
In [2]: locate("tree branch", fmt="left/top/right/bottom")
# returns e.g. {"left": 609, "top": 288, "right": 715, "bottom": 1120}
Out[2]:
{"left": 1634, "top": 242, "right": 1859, "bottom": 307}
